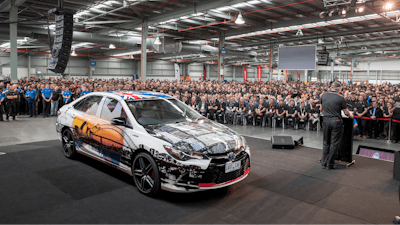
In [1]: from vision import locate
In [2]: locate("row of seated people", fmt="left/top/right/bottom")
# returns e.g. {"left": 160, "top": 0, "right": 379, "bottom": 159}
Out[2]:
{"left": 190, "top": 97, "right": 321, "bottom": 130}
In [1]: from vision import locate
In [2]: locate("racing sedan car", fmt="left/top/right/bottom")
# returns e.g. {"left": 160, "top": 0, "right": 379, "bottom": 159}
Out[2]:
{"left": 56, "top": 91, "right": 250, "bottom": 196}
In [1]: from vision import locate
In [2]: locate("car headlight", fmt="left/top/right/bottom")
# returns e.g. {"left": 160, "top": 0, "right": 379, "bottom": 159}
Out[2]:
{"left": 164, "top": 145, "right": 204, "bottom": 161}
{"left": 239, "top": 136, "right": 247, "bottom": 150}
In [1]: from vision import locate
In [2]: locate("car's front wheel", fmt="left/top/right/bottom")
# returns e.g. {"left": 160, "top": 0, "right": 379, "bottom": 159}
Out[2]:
{"left": 132, "top": 152, "right": 160, "bottom": 196}
{"left": 62, "top": 129, "right": 77, "bottom": 159}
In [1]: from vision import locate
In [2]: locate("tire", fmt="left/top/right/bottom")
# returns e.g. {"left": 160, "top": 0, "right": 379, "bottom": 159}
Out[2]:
{"left": 132, "top": 152, "right": 161, "bottom": 196}
{"left": 62, "top": 129, "right": 77, "bottom": 159}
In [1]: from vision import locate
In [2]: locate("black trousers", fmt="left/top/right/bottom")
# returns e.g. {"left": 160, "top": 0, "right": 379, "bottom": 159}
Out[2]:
{"left": 0, "top": 103, "right": 3, "bottom": 120}
{"left": 6, "top": 101, "right": 16, "bottom": 119}
{"left": 263, "top": 113, "right": 274, "bottom": 127}
{"left": 357, "top": 118, "right": 368, "bottom": 136}
{"left": 368, "top": 120, "right": 379, "bottom": 138}
{"left": 42, "top": 99, "right": 51, "bottom": 116}
{"left": 392, "top": 121, "right": 400, "bottom": 142}
{"left": 285, "top": 116, "right": 297, "bottom": 128}
{"left": 322, "top": 117, "right": 344, "bottom": 167}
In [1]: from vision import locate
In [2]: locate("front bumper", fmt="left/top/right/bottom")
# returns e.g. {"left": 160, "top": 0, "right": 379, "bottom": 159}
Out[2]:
{"left": 160, "top": 150, "right": 250, "bottom": 193}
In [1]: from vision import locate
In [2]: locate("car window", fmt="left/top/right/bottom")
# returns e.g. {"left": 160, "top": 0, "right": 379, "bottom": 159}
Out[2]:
{"left": 126, "top": 98, "right": 201, "bottom": 126}
{"left": 74, "top": 95, "right": 103, "bottom": 116}
{"left": 100, "top": 98, "right": 128, "bottom": 122}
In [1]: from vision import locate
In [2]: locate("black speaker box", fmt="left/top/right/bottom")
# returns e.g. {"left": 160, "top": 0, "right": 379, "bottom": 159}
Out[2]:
{"left": 271, "top": 135, "right": 295, "bottom": 149}
{"left": 47, "top": 10, "right": 74, "bottom": 74}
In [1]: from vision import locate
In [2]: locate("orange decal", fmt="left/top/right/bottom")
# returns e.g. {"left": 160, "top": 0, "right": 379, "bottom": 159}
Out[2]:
{"left": 73, "top": 114, "right": 124, "bottom": 153}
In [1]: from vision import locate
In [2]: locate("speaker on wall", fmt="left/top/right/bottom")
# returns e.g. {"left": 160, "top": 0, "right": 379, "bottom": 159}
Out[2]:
{"left": 47, "top": 8, "right": 75, "bottom": 74}
{"left": 271, "top": 135, "right": 295, "bottom": 149}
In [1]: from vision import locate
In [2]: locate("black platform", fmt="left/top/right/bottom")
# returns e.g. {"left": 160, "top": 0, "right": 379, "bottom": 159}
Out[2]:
{"left": 0, "top": 137, "right": 399, "bottom": 224}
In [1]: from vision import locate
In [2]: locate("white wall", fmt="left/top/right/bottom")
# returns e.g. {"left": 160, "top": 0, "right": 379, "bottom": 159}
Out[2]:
{"left": 0, "top": 52, "right": 399, "bottom": 83}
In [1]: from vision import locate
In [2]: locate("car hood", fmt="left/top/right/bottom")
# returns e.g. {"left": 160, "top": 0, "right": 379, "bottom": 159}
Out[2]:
{"left": 145, "top": 119, "right": 241, "bottom": 154}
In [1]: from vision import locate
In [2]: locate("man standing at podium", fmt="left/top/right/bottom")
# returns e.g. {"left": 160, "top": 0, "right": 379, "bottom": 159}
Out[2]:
{"left": 320, "top": 82, "right": 353, "bottom": 169}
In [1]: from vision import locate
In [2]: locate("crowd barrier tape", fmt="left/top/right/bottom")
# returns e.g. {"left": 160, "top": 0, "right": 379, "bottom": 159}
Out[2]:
{"left": 353, "top": 116, "right": 400, "bottom": 123}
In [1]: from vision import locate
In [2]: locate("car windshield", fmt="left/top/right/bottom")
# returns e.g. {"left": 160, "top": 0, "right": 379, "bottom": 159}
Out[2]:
{"left": 125, "top": 98, "right": 202, "bottom": 126}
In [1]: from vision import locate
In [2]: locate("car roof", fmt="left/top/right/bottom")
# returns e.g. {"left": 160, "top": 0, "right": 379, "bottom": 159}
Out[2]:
{"left": 106, "top": 91, "right": 171, "bottom": 100}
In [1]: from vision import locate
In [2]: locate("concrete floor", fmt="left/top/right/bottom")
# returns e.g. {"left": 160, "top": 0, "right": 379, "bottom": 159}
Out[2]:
{"left": 1, "top": 115, "right": 399, "bottom": 153}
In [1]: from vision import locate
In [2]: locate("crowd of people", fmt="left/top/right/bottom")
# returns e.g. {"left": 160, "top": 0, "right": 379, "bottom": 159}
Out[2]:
{"left": 1, "top": 76, "right": 400, "bottom": 143}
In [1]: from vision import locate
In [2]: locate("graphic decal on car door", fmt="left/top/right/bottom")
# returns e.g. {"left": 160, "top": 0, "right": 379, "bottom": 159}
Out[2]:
{"left": 73, "top": 114, "right": 124, "bottom": 165}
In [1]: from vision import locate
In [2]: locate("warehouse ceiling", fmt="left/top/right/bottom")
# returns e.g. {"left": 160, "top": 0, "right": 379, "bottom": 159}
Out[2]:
{"left": 0, "top": 0, "right": 399, "bottom": 64}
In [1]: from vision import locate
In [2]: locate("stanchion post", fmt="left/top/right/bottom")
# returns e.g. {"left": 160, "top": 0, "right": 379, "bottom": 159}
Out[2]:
{"left": 387, "top": 119, "right": 392, "bottom": 144}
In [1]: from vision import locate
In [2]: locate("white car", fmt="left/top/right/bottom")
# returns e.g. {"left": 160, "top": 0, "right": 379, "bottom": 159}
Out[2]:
{"left": 56, "top": 91, "right": 250, "bottom": 195}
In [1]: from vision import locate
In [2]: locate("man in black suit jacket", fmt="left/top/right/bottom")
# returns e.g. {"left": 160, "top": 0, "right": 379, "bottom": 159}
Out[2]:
{"left": 198, "top": 96, "right": 209, "bottom": 117}
{"left": 368, "top": 101, "right": 383, "bottom": 139}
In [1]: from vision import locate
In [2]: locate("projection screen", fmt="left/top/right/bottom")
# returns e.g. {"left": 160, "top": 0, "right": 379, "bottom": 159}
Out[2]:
{"left": 278, "top": 45, "right": 316, "bottom": 70}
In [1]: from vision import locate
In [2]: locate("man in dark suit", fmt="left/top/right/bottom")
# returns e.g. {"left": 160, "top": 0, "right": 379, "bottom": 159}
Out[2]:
{"left": 368, "top": 100, "right": 383, "bottom": 139}
{"left": 198, "top": 96, "right": 209, "bottom": 117}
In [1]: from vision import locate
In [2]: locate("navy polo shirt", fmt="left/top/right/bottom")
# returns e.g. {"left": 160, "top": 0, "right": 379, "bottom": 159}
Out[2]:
{"left": 42, "top": 88, "right": 53, "bottom": 99}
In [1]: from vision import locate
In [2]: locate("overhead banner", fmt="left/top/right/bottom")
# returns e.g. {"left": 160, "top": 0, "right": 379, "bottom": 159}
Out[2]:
{"left": 243, "top": 67, "right": 247, "bottom": 81}
{"left": 257, "top": 65, "right": 261, "bottom": 82}
{"left": 174, "top": 63, "right": 180, "bottom": 81}
{"left": 203, "top": 65, "right": 206, "bottom": 80}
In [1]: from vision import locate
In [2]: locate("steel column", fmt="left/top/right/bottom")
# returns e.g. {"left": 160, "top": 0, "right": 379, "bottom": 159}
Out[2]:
{"left": 206, "top": 64, "right": 210, "bottom": 80}
{"left": 367, "top": 61, "right": 371, "bottom": 84}
{"left": 10, "top": 2, "right": 17, "bottom": 82}
{"left": 232, "top": 66, "right": 236, "bottom": 81}
{"left": 269, "top": 45, "right": 273, "bottom": 81}
{"left": 218, "top": 32, "right": 225, "bottom": 81}
{"left": 380, "top": 70, "right": 383, "bottom": 83}
{"left": 28, "top": 54, "right": 31, "bottom": 77}
{"left": 141, "top": 20, "right": 148, "bottom": 81}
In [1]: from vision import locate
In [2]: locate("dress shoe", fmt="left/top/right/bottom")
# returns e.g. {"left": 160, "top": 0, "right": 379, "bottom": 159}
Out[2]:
{"left": 322, "top": 165, "right": 326, "bottom": 169}
{"left": 356, "top": 134, "right": 361, "bottom": 138}
{"left": 362, "top": 135, "right": 367, "bottom": 139}
{"left": 394, "top": 216, "right": 400, "bottom": 224}
{"left": 326, "top": 166, "right": 336, "bottom": 170}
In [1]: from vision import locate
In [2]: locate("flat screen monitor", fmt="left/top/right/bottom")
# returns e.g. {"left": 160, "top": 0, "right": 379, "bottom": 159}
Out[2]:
{"left": 278, "top": 45, "right": 316, "bottom": 70}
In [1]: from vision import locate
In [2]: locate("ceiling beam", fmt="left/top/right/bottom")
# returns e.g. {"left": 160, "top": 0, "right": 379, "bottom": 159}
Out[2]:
{"left": 0, "top": 0, "right": 27, "bottom": 12}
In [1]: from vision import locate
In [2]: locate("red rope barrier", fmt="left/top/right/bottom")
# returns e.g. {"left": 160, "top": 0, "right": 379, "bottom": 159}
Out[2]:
{"left": 353, "top": 116, "right": 400, "bottom": 123}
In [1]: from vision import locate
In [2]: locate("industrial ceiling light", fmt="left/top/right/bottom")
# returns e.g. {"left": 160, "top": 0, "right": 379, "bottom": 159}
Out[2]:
{"left": 356, "top": 6, "right": 364, "bottom": 13}
{"left": 384, "top": 2, "right": 393, "bottom": 10}
{"left": 235, "top": 12, "right": 245, "bottom": 24}
{"left": 318, "top": 38, "right": 324, "bottom": 44}
{"left": 361, "top": 46, "right": 367, "bottom": 50}
{"left": 319, "top": 11, "right": 328, "bottom": 18}
{"left": 71, "top": 50, "right": 77, "bottom": 56}
{"left": 109, "top": 44, "right": 116, "bottom": 49}
{"left": 296, "top": 29, "right": 303, "bottom": 36}
{"left": 341, "top": 8, "right": 347, "bottom": 15}
{"left": 154, "top": 36, "right": 162, "bottom": 45}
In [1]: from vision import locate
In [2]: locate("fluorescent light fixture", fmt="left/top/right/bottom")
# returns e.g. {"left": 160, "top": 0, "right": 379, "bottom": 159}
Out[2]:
{"left": 384, "top": 2, "right": 393, "bottom": 10}
{"left": 71, "top": 50, "right": 77, "bottom": 56}
{"left": 361, "top": 46, "right": 367, "bottom": 50}
{"left": 235, "top": 13, "right": 245, "bottom": 24}
{"left": 318, "top": 38, "right": 324, "bottom": 44}
{"left": 296, "top": 29, "right": 303, "bottom": 36}
{"left": 341, "top": 8, "right": 347, "bottom": 15}
{"left": 154, "top": 36, "right": 162, "bottom": 45}
{"left": 109, "top": 44, "right": 116, "bottom": 49}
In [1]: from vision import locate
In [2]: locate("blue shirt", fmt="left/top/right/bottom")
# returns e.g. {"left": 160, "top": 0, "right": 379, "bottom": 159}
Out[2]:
{"left": 63, "top": 90, "right": 72, "bottom": 103}
{"left": 42, "top": 88, "right": 53, "bottom": 99}
{"left": 0, "top": 92, "right": 4, "bottom": 102}
{"left": 81, "top": 90, "right": 91, "bottom": 96}
{"left": 25, "top": 90, "right": 37, "bottom": 100}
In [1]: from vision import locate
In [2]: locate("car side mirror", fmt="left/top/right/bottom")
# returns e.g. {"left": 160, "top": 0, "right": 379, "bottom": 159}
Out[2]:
{"left": 111, "top": 117, "right": 126, "bottom": 126}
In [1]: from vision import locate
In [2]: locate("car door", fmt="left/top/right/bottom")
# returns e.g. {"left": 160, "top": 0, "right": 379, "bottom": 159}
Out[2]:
{"left": 96, "top": 97, "right": 134, "bottom": 167}
{"left": 70, "top": 95, "right": 104, "bottom": 156}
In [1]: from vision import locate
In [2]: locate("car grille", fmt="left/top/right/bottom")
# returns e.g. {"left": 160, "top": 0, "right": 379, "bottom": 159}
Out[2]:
{"left": 201, "top": 153, "right": 250, "bottom": 184}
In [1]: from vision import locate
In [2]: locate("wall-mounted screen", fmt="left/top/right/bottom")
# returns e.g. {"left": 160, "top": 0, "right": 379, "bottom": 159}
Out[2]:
{"left": 278, "top": 45, "right": 316, "bottom": 70}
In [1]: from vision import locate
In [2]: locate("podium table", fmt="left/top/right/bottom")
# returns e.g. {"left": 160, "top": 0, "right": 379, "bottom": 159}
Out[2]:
{"left": 335, "top": 117, "right": 355, "bottom": 167}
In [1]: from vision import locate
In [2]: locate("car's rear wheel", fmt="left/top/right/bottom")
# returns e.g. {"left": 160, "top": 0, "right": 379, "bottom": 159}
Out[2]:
{"left": 62, "top": 129, "right": 77, "bottom": 159}
{"left": 132, "top": 152, "right": 160, "bottom": 196}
